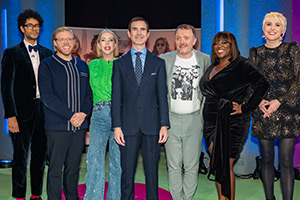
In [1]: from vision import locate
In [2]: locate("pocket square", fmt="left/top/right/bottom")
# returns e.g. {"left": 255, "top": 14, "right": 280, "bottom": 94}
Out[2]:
{"left": 151, "top": 73, "right": 157, "bottom": 76}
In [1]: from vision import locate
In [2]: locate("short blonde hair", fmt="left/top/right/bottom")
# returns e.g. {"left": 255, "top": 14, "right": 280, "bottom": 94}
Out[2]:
{"left": 52, "top": 27, "right": 75, "bottom": 52}
{"left": 96, "top": 29, "right": 119, "bottom": 57}
{"left": 263, "top": 12, "right": 287, "bottom": 39}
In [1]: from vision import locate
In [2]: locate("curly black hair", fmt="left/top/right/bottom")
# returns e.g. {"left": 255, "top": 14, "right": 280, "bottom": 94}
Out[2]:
{"left": 17, "top": 9, "right": 44, "bottom": 34}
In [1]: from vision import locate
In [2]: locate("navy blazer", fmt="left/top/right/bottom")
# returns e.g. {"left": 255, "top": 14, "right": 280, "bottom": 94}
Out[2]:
{"left": 1, "top": 41, "right": 52, "bottom": 121}
{"left": 111, "top": 50, "right": 170, "bottom": 135}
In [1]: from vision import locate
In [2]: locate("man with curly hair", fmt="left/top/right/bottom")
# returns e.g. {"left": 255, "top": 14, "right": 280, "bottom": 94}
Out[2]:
{"left": 1, "top": 9, "right": 52, "bottom": 200}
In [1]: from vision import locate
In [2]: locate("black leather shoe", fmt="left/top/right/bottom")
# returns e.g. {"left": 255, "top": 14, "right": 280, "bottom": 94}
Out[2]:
{"left": 30, "top": 197, "right": 42, "bottom": 200}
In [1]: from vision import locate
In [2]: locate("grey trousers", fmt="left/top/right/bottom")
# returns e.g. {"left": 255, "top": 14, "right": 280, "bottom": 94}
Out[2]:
{"left": 165, "top": 110, "right": 203, "bottom": 200}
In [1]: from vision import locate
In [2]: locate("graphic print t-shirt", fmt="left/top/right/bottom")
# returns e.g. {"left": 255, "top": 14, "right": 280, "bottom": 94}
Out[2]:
{"left": 170, "top": 53, "right": 200, "bottom": 114}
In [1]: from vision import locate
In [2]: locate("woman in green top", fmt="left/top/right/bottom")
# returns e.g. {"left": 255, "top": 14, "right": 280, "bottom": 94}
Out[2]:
{"left": 84, "top": 29, "right": 121, "bottom": 200}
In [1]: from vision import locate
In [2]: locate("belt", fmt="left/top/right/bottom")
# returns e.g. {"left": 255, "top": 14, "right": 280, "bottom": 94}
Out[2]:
{"left": 95, "top": 101, "right": 111, "bottom": 106}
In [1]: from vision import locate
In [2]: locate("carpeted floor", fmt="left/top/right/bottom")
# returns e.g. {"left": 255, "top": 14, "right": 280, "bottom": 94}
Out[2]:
{"left": 0, "top": 148, "right": 299, "bottom": 200}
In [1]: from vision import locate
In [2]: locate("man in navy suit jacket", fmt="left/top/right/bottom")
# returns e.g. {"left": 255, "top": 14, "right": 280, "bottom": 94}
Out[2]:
{"left": 112, "top": 17, "right": 170, "bottom": 200}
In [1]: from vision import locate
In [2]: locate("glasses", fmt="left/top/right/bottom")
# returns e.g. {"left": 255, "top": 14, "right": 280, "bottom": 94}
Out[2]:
{"left": 24, "top": 23, "right": 41, "bottom": 30}
{"left": 156, "top": 43, "right": 165, "bottom": 47}
{"left": 55, "top": 37, "right": 74, "bottom": 43}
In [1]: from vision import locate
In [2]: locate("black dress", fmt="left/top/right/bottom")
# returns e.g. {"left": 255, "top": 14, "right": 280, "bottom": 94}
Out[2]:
{"left": 249, "top": 42, "right": 300, "bottom": 139}
{"left": 200, "top": 56, "right": 269, "bottom": 199}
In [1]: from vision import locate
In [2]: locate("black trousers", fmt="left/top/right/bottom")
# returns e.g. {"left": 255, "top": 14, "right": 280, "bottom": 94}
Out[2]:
{"left": 46, "top": 129, "right": 85, "bottom": 200}
{"left": 120, "top": 130, "right": 160, "bottom": 200}
{"left": 11, "top": 99, "right": 46, "bottom": 198}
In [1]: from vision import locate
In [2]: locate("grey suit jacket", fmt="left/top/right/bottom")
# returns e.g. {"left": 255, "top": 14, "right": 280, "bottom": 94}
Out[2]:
{"left": 160, "top": 49, "right": 210, "bottom": 122}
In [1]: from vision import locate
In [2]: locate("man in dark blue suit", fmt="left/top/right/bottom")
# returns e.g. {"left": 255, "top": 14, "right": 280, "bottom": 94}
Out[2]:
{"left": 112, "top": 17, "right": 170, "bottom": 200}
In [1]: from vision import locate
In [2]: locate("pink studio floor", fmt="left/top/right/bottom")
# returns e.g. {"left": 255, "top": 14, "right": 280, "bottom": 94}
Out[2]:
{"left": 61, "top": 182, "right": 172, "bottom": 200}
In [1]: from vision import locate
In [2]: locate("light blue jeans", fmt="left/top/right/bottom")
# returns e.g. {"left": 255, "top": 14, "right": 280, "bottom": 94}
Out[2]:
{"left": 84, "top": 102, "right": 121, "bottom": 200}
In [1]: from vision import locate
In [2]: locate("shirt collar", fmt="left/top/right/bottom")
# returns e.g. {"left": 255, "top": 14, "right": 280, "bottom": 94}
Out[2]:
{"left": 23, "top": 39, "right": 37, "bottom": 51}
{"left": 130, "top": 46, "right": 147, "bottom": 56}
{"left": 53, "top": 53, "right": 75, "bottom": 64}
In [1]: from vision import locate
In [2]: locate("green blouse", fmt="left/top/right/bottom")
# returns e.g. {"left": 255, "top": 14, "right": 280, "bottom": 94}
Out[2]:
{"left": 88, "top": 58, "right": 116, "bottom": 105}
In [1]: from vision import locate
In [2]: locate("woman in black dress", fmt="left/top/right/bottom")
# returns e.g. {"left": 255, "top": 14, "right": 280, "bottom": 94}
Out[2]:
{"left": 200, "top": 32, "right": 269, "bottom": 200}
{"left": 249, "top": 12, "right": 300, "bottom": 200}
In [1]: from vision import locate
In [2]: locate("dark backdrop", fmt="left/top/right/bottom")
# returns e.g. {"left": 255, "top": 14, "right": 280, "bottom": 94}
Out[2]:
{"left": 65, "top": 0, "right": 201, "bottom": 29}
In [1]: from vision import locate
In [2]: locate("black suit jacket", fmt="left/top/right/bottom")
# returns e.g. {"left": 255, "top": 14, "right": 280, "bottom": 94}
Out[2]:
{"left": 111, "top": 50, "right": 170, "bottom": 135}
{"left": 1, "top": 41, "right": 52, "bottom": 121}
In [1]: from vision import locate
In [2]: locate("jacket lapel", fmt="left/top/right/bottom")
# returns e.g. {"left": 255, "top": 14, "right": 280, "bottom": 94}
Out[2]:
{"left": 165, "top": 52, "right": 176, "bottom": 99}
{"left": 38, "top": 44, "right": 46, "bottom": 60}
{"left": 20, "top": 41, "right": 35, "bottom": 81}
{"left": 139, "top": 50, "right": 153, "bottom": 90}
{"left": 123, "top": 52, "right": 139, "bottom": 89}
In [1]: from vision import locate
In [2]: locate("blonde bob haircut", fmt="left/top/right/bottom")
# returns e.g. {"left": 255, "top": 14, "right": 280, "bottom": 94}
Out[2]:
{"left": 96, "top": 29, "right": 119, "bottom": 58}
{"left": 263, "top": 12, "right": 287, "bottom": 39}
{"left": 52, "top": 26, "right": 75, "bottom": 52}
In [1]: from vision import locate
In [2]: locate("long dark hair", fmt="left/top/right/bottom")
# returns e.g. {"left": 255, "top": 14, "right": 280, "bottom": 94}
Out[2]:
{"left": 152, "top": 37, "right": 171, "bottom": 55}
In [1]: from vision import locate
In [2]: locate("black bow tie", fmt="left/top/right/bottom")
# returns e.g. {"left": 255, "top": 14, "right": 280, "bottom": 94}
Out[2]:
{"left": 29, "top": 45, "right": 38, "bottom": 52}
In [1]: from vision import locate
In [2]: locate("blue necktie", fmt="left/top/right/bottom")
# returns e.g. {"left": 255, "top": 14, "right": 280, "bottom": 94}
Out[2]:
{"left": 135, "top": 52, "right": 143, "bottom": 85}
{"left": 29, "top": 45, "right": 38, "bottom": 52}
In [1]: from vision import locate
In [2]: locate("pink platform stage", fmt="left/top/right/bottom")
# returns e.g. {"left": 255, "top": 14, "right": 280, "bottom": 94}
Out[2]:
{"left": 60, "top": 183, "right": 172, "bottom": 200}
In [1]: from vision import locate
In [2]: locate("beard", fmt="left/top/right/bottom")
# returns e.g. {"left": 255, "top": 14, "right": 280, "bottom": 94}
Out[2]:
{"left": 57, "top": 46, "right": 74, "bottom": 57}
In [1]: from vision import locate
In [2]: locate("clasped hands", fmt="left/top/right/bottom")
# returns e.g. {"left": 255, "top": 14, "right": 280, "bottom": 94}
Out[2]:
{"left": 70, "top": 112, "right": 87, "bottom": 127}
{"left": 258, "top": 99, "right": 281, "bottom": 118}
